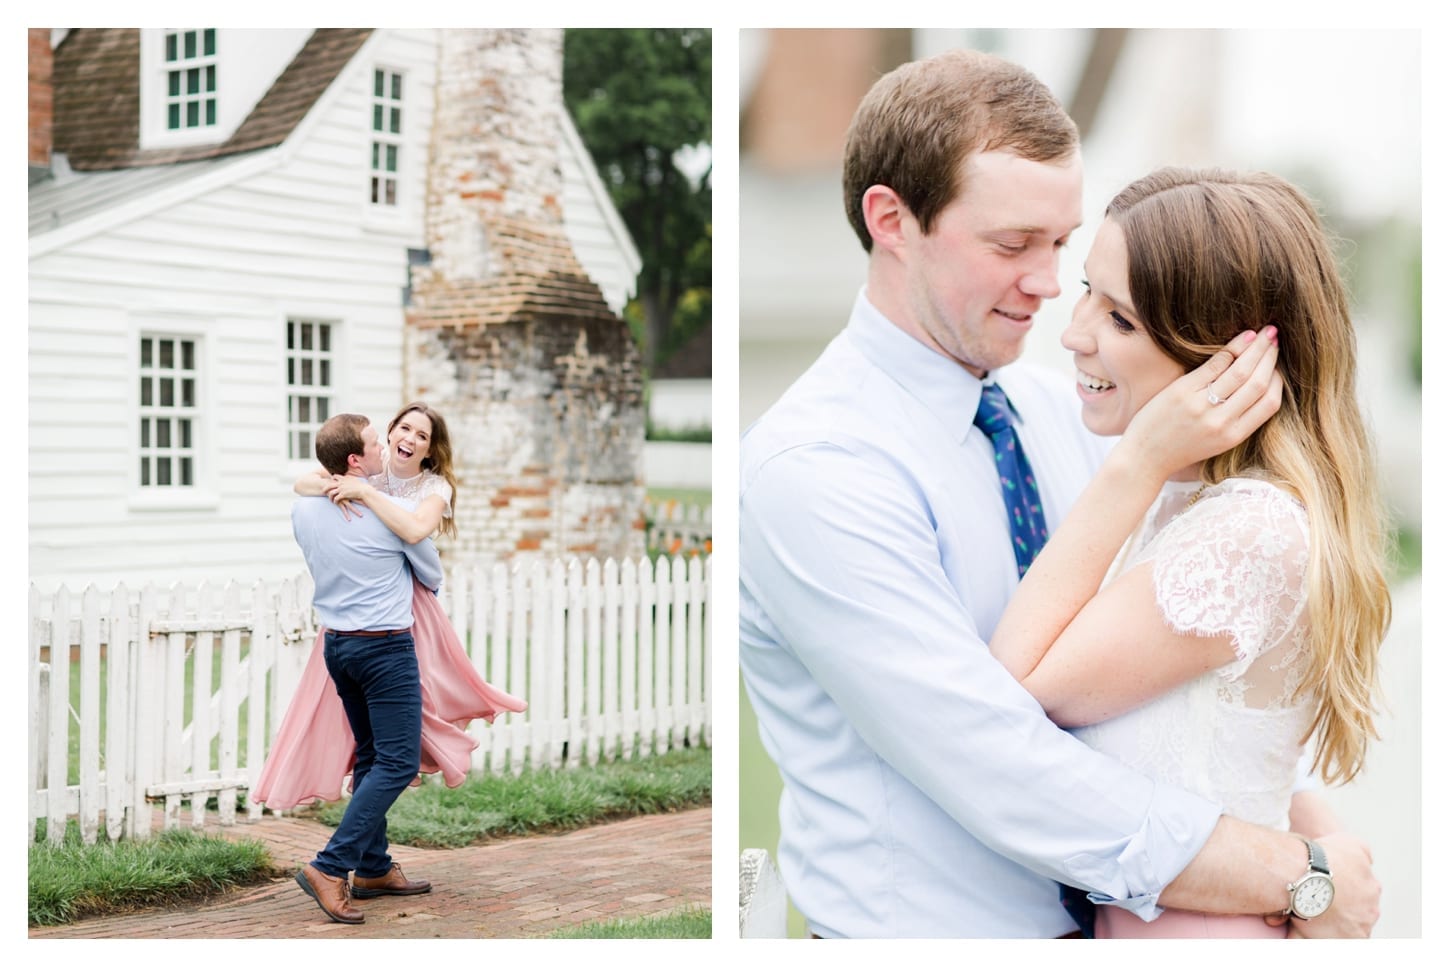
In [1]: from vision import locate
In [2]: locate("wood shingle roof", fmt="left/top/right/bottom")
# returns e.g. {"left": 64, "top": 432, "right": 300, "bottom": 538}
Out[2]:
{"left": 52, "top": 28, "right": 373, "bottom": 171}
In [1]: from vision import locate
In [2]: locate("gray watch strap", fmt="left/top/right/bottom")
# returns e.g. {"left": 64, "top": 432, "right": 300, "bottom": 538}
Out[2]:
{"left": 1305, "top": 838, "right": 1330, "bottom": 875}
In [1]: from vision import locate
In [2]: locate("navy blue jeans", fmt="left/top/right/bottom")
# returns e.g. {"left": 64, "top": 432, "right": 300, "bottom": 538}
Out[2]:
{"left": 311, "top": 630, "right": 421, "bottom": 880}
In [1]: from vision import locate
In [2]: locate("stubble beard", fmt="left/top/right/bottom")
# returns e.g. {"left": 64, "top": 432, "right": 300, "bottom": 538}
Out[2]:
{"left": 938, "top": 316, "right": 1027, "bottom": 378}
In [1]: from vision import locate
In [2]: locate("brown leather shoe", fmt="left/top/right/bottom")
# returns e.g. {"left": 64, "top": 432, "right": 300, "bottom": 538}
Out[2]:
{"left": 351, "top": 862, "right": 432, "bottom": 898}
{"left": 296, "top": 864, "right": 365, "bottom": 924}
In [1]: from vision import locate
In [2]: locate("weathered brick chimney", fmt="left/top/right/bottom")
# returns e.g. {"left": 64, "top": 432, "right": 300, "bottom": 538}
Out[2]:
{"left": 406, "top": 28, "right": 646, "bottom": 567}
{"left": 29, "top": 28, "right": 54, "bottom": 175}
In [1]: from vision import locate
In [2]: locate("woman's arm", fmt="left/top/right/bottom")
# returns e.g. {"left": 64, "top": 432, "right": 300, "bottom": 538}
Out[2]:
{"left": 1003, "top": 559, "right": 1241, "bottom": 726}
{"left": 294, "top": 468, "right": 333, "bottom": 496}
{"left": 326, "top": 474, "right": 446, "bottom": 544}
{"left": 988, "top": 329, "right": 1280, "bottom": 702}
{"left": 296, "top": 468, "right": 369, "bottom": 521}
{"left": 1288, "top": 790, "right": 1345, "bottom": 841}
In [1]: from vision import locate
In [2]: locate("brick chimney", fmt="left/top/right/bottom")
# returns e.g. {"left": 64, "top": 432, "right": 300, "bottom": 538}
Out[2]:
{"left": 406, "top": 28, "right": 646, "bottom": 567}
{"left": 29, "top": 28, "right": 54, "bottom": 174}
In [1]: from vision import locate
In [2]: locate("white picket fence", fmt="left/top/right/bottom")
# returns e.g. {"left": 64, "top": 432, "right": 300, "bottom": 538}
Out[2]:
{"left": 644, "top": 498, "right": 712, "bottom": 557}
{"left": 28, "top": 555, "right": 711, "bottom": 846}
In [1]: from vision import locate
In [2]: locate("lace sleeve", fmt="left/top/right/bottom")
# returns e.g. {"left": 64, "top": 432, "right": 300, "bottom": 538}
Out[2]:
{"left": 419, "top": 473, "right": 454, "bottom": 517}
{"left": 1143, "top": 484, "right": 1310, "bottom": 677}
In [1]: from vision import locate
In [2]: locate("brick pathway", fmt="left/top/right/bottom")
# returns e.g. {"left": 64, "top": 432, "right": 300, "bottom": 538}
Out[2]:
{"left": 29, "top": 806, "right": 711, "bottom": 939}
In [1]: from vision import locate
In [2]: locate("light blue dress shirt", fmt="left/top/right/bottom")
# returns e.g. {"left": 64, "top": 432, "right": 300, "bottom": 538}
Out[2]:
{"left": 739, "top": 290, "right": 1225, "bottom": 938}
{"left": 291, "top": 492, "right": 443, "bottom": 632}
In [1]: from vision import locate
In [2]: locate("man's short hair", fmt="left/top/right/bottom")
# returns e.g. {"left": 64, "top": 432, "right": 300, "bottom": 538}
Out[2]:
{"left": 842, "top": 48, "right": 1079, "bottom": 252}
{"left": 314, "top": 413, "right": 371, "bottom": 475}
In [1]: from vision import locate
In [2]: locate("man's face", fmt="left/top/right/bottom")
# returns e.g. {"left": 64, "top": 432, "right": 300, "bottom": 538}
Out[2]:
{"left": 356, "top": 425, "right": 385, "bottom": 477}
{"left": 900, "top": 149, "right": 1083, "bottom": 377}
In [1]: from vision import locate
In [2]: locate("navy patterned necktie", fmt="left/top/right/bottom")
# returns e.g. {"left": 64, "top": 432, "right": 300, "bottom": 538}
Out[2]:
{"left": 976, "top": 382, "right": 1095, "bottom": 936}
{"left": 973, "top": 383, "right": 1049, "bottom": 578}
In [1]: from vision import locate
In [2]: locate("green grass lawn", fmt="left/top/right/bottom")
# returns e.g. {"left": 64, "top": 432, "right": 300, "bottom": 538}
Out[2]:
{"left": 646, "top": 487, "right": 710, "bottom": 508}
{"left": 31, "top": 745, "right": 710, "bottom": 928}
{"left": 309, "top": 745, "right": 711, "bottom": 848}
{"left": 28, "top": 826, "right": 274, "bottom": 927}
{"left": 547, "top": 904, "right": 711, "bottom": 938}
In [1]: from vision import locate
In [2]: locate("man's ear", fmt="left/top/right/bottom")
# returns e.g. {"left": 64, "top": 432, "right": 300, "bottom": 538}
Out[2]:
{"left": 861, "top": 184, "right": 913, "bottom": 255}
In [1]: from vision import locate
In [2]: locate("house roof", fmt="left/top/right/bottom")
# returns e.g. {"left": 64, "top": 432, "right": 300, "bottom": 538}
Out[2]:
{"left": 51, "top": 27, "right": 372, "bottom": 171}
{"left": 29, "top": 154, "right": 253, "bottom": 238}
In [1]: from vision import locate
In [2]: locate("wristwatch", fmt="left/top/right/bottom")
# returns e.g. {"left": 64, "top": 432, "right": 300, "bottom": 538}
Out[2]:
{"left": 1284, "top": 838, "right": 1335, "bottom": 919}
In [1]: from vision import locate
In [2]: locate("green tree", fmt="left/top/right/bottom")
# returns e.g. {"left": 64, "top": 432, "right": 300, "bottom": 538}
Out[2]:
{"left": 563, "top": 28, "right": 711, "bottom": 371}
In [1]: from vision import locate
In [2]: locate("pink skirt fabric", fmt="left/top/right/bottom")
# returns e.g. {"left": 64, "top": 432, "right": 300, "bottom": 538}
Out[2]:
{"left": 1097, "top": 905, "right": 1289, "bottom": 938}
{"left": 251, "top": 579, "right": 527, "bottom": 809}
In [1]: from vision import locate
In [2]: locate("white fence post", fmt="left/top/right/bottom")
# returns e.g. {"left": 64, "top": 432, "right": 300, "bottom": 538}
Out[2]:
{"left": 30, "top": 660, "right": 47, "bottom": 843}
{"left": 565, "top": 559, "right": 585, "bottom": 769}
{"left": 546, "top": 559, "right": 567, "bottom": 770}
{"left": 601, "top": 558, "right": 620, "bottom": 763}
{"left": 216, "top": 582, "right": 243, "bottom": 826}
{"left": 486, "top": 561, "right": 513, "bottom": 776}
{"left": 620, "top": 558, "right": 640, "bottom": 760}
{"left": 132, "top": 585, "right": 159, "bottom": 839}
{"left": 77, "top": 586, "right": 104, "bottom": 843}
{"left": 510, "top": 563, "right": 531, "bottom": 776}
{"left": 696, "top": 553, "right": 710, "bottom": 747}
{"left": 671, "top": 557, "right": 689, "bottom": 752}
{"left": 104, "top": 585, "right": 132, "bottom": 842}
{"left": 245, "top": 581, "right": 272, "bottom": 822}
{"left": 637, "top": 557, "right": 658, "bottom": 757}
{"left": 662, "top": 560, "right": 676, "bottom": 750}
{"left": 188, "top": 582, "right": 215, "bottom": 830}
{"left": 45, "top": 587, "right": 70, "bottom": 844}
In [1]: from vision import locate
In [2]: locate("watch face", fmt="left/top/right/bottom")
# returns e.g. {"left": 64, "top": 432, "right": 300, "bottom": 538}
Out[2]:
{"left": 1293, "top": 875, "right": 1335, "bottom": 918}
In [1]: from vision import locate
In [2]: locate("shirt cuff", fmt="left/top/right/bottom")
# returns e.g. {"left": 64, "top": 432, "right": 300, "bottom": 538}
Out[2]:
{"left": 1084, "top": 781, "right": 1224, "bottom": 921}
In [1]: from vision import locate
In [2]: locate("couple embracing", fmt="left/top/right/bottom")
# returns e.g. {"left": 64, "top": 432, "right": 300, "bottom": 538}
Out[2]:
{"left": 255, "top": 404, "right": 526, "bottom": 924}
{"left": 739, "top": 49, "right": 1390, "bottom": 939}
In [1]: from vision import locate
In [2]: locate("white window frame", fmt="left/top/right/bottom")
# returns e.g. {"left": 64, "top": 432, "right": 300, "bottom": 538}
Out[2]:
{"left": 368, "top": 66, "right": 406, "bottom": 209}
{"left": 285, "top": 317, "right": 338, "bottom": 464}
{"left": 129, "top": 325, "right": 218, "bottom": 511}
{"left": 139, "top": 28, "right": 222, "bottom": 149}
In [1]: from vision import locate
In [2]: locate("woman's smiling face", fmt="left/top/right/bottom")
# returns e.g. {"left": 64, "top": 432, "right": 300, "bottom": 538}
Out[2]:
{"left": 1060, "top": 218, "right": 1186, "bottom": 437}
{"left": 387, "top": 409, "right": 433, "bottom": 475}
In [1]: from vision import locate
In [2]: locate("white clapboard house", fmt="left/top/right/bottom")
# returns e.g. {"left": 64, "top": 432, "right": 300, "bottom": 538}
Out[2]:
{"left": 28, "top": 28, "right": 641, "bottom": 593}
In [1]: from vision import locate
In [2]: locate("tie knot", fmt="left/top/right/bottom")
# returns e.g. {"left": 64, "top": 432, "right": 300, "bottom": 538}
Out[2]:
{"left": 973, "top": 383, "right": 1014, "bottom": 436}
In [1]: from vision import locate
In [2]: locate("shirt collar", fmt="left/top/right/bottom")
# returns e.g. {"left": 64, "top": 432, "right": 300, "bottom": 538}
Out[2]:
{"left": 845, "top": 287, "right": 1019, "bottom": 444}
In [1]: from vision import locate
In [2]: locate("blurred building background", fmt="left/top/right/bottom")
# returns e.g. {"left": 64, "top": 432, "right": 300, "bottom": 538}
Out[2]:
{"left": 738, "top": 27, "right": 1421, "bottom": 938}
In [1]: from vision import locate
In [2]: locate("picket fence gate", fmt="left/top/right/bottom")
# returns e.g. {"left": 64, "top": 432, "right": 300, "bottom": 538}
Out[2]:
{"left": 29, "top": 554, "right": 711, "bottom": 846}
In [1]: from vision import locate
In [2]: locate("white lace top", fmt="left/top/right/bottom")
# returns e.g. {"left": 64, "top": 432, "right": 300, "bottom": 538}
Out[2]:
{"left": 368, "top": 462, "right": 453, "bottom": 517}
{"left": 1072, "top": 477, "right": 1312, "bottom": 829}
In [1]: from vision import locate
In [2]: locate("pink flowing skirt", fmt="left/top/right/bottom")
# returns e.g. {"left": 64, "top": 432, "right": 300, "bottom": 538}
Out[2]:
{"left": 251, "top": 579, "right": 527, "bottom": 810}
{"left": 1097, "top": 905, "right": 1288, "bottom": 938}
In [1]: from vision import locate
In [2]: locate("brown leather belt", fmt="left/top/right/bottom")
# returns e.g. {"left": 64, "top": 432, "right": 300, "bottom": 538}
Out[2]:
{"left": 329, "top": 628, "right": 407, "bottom": 637}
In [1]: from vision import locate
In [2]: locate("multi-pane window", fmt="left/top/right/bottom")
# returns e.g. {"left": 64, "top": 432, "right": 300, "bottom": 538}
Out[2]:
{"left": 286, "top": 319, "right": 335, "bottom": 460}
{"left": 164, "top": 29, "right": 217, "bottom": 131}
{"left": 370, "top": 69, "right": 403, "bottom": 206}
{"left": 139, "top": 336, "right": 198, "bottom": 488}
